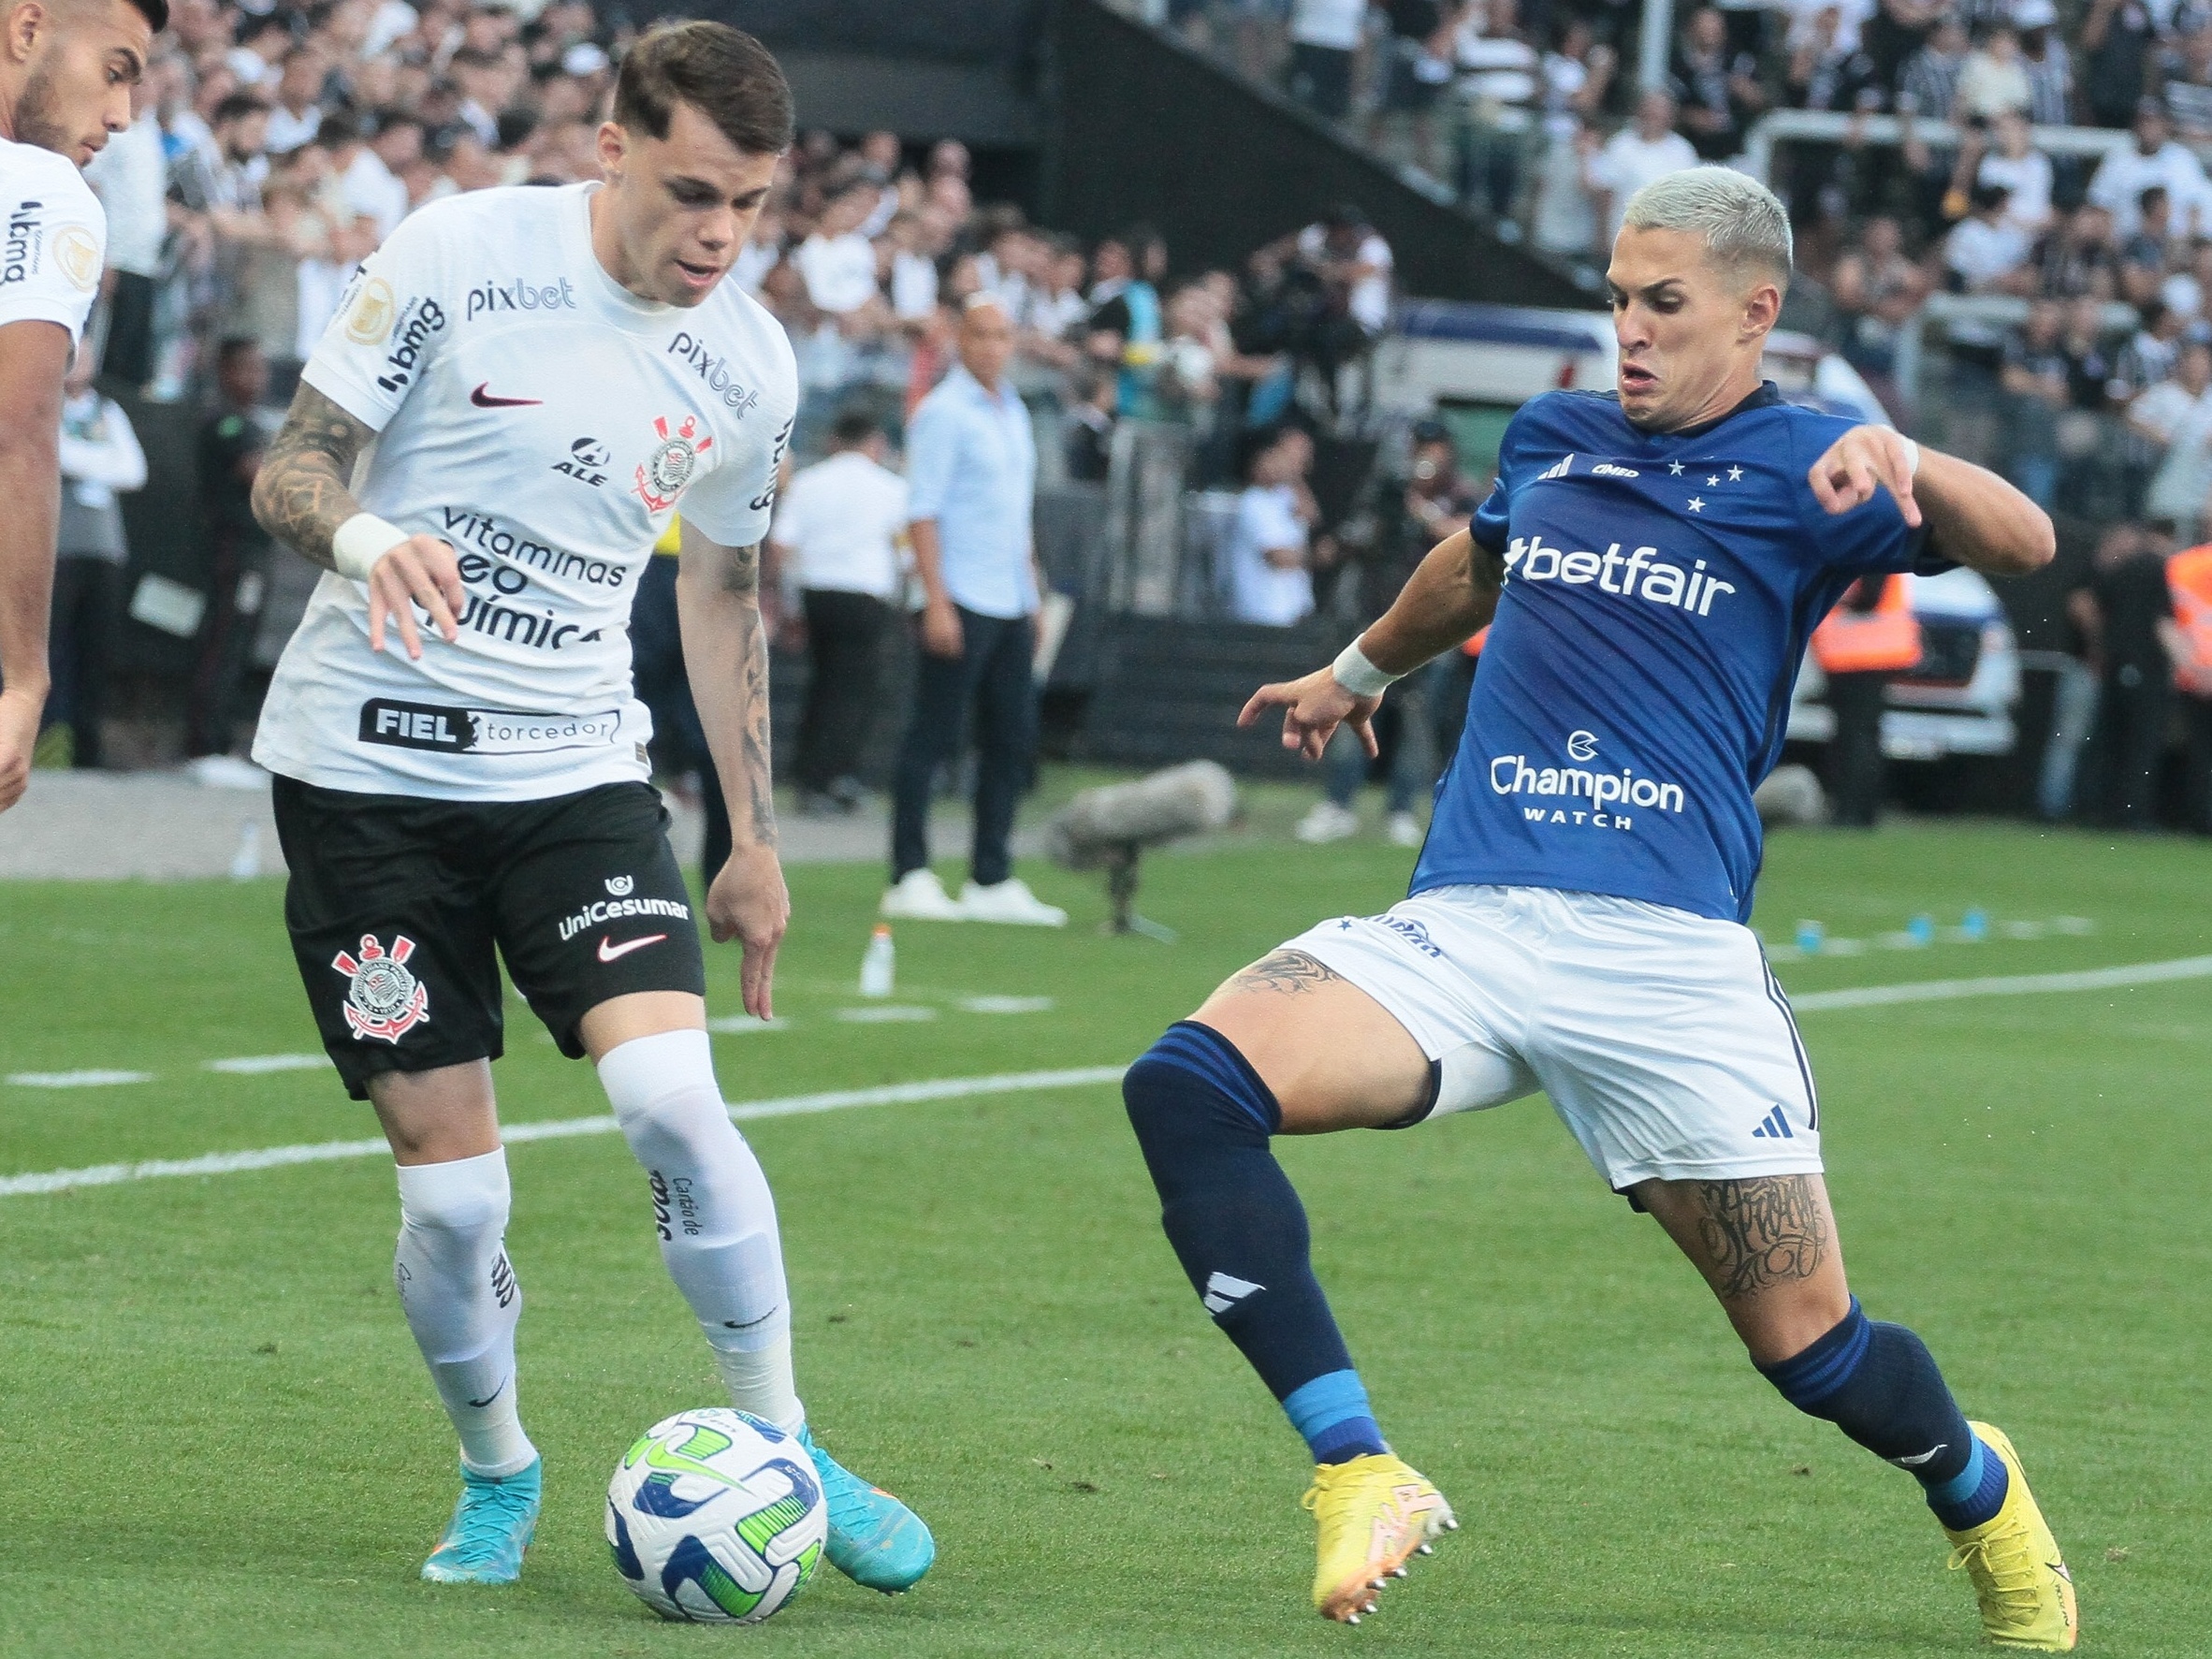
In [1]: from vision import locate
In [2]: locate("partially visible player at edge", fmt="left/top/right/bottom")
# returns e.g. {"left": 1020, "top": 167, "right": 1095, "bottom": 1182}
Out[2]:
{"left": 1125, "top": 168, "right": 2076, "bottom": 1647}
{"left": 247, "top": 22, "right": 932, "bottom": 1591}
{"left": 0, "top": 0, "right": 161, "bottom": 812}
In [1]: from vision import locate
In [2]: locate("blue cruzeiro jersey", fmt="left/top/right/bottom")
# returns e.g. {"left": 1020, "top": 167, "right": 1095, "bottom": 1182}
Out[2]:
{"left": 1411, "top": 384, "right": 1921, "bottom": 924}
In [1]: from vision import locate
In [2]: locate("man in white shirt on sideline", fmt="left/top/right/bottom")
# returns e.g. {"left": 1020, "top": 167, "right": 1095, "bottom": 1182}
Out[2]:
{"left": 82, "top": 84, "right": 164, "bottom": 385}
{"left": 1288, "top": 0, "right": 1367, "bottom": 121}
{"left": 0, "top": 0, "right": 161, "bottom": 814}
{"left": 766, "top": 407, "right": 909, "bottom": 815}
{"left": 1229, "top": 425, "right": 1328, "bottom": 627}
{"left": 1584, "top": 89, "right": 1698, "bottom": 250}
{"left": 881, "top": 295, "right": 1065, "bottom": 925}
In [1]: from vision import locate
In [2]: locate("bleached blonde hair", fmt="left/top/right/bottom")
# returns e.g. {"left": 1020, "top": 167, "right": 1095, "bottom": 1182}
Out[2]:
{"left": 1622, "top": 167, "right": 1794, "bottom": 292}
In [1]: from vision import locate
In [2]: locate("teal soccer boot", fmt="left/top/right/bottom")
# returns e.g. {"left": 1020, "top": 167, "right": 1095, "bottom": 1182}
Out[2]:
{"left": 421, "top": 1457, "right": 542, "bottom": 1584}
{"left": 798, "top": 1427, "right": 935, "bottom": 1593}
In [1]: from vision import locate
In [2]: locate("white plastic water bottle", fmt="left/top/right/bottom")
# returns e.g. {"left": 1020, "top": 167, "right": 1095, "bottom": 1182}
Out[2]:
{"left": 228, "top": 821, "right": 262, "bottom": 880}
{"left": 858, "top": 924, "right": 895, "bottom": 997}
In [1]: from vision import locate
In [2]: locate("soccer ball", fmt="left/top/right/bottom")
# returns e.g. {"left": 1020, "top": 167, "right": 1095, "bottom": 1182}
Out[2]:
{"left": 606, "top": 1407, "right": 827, "bottom": 1623}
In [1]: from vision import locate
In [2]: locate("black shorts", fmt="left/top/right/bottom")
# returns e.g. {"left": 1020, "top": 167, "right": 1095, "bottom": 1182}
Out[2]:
{"left": 272, "top": 777, "right": 706, "bottom": 1099}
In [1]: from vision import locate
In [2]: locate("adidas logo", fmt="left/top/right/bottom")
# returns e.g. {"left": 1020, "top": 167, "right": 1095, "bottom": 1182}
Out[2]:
{"left": 1536, "top": 452, "right": 1575, "bottom": 482}
{"left": 1750, "top": 1104, "right": 1795, "bottom": 1141}
{"left": 1201, "top": 1272, "right": 1263, "bottom": 1316}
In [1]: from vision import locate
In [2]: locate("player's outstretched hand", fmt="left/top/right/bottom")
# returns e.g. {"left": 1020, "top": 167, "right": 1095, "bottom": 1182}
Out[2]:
{"left": 1238, "top": 664, "right": 1381, "bottom": 764}
{"left": 1808, "top": 425, "right": 1922, "bottom": 528}
{"left": 367, "top": 534, "right": 466, "bottom": 660}
{"left": 707, "top": 840, "right": 791, "bottom": 1021}
{"left": 0, "top": 684, "right": 44, "bottom": 814}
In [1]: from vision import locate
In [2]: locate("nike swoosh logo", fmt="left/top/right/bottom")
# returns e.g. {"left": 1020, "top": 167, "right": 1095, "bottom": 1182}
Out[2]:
{"left": 598, "top": 934, "right": 667, "bottom": 962}
{"left": 1894, "top": 1444, "right": 1947, "bottom": 1467}
{"left": 721, "top": 1306, "right": 781, "bottom": 1331}
{"left": 466, "top": 1375, "right": 509, "bottom": 1408}
{"left": 471, "top": 383, "right": 542, "bottom": 408}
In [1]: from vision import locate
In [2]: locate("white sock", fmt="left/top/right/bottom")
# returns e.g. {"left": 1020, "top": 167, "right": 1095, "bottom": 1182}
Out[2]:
{"left": 599, "top": 1029, "right": 805, "bottom": 1433}
{"left": 394, "top": 1149, "right": 537, "bottom": 1478}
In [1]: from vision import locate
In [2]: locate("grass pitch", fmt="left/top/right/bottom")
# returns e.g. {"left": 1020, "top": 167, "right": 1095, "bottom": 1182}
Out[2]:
{"left": 1, "top": 813, "right": 2206, "bottom": 1656}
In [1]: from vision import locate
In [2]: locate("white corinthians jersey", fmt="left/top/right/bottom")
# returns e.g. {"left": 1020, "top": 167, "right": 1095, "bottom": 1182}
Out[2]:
{"left": 254, "top": 182, "right": 796, "bottom": 800}
{"left": 0, "top": 137, "right": 105, "bottom": 344}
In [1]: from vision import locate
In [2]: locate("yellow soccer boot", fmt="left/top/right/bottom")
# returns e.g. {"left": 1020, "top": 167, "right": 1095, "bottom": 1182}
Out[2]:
{"left": 1943, "top": 1423, "right": 2077, "bottom": 1651}
{"left": 1301, "top": 1453, "right": 1455, "bottom": 1623}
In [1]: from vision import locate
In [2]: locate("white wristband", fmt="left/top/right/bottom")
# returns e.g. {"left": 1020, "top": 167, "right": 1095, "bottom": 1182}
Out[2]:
{"left": 331, "top": 513, "right": 409, "bottom": 583}
{"left": 1896, "top": 433, "right": 1920, "bottom": 478}
{"left": 1332, "top": 639, "right": 1403, "bottom": 698}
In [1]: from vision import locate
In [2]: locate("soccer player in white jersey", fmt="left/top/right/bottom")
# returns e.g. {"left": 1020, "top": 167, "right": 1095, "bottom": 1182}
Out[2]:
{"left": 247, "top": 22, "right": 933, "bottom": 1592}
{"left": 0, "top": 0, "right": 160, "bottom": 811}
{"left": 1123, "top": 170, "right": 2078, "bottom": 1648}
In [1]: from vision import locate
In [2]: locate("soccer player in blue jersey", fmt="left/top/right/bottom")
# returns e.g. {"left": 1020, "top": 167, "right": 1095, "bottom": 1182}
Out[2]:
{"left": 1123, "top": 168, "right": 2077, "bottom": 1647}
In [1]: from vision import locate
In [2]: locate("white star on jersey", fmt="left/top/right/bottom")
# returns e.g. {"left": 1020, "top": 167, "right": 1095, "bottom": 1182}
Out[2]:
{"left": 1687, "top": 497, "right": 1705, "bottom": 512}
{"left": 1706, "top": 474, "right": 1721, "bottom": 487}
{"left": 253, "top": 183, "right": 797, "bottom": 802}
{"left": 1667, "top": 461, "right": 1684, "bottom": 475}
{"left": 1728, "top": 465, "right": 1744, "bottom": 481}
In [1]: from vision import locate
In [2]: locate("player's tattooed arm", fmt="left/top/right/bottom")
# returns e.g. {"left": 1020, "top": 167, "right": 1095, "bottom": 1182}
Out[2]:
{"left": 1229, "top": 950, "right": 1346, "bottom": 996}
{"left": 1686, "top": 1176, "right": 1831, "bottom": 1302}
{"left": 677, "top": 531, "right": 778, "bottom": 851}
{"left": 250, "top": 385, "right": 374, "bottom": 568}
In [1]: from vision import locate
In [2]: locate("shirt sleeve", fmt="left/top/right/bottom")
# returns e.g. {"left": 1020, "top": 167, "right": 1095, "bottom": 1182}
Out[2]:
{"left": 673, "top": 326, "right": 797, "bottom": 549}
{"left": 298, "top": 203, "right": 457, "bottom": 432}
{"left": 0, "top": 162, "right": 105, "bottom": 344}
{"left": 1471, "top": 402, "right": 1539, "bottom": 552}
{"left": 904, "top": 395, "right": 958, "bottom": 521}
{"left": 1792, "top": 413, "right": 1921, "bottom": 575}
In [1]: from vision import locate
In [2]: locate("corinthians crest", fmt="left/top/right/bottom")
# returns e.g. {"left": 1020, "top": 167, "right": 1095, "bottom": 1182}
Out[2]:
{"left": 331, "top": 933, "right": 430, "bottom": 1042}
{"left": 633, "top": 414, "right": 713, "bottom": 513}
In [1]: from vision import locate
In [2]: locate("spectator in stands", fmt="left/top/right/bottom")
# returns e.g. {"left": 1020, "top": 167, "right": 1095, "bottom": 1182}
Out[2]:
{"left": 1287, "top": 0, "right": 1366, "bottom": 121}
{"left": 1454, "top": 0, "right": 1540, "bottom": 221}
{"left": 1670, "top": 7, "right": 1767, "bottom": 162}
{"left": 2088, "top": 98, "right": 2211, "bottom": 238}
{"left": 1972, "top": 109, "right": 2055, "bottom": 236}
{"left": 2001, "top": 298, "right": 2070, "bottom": 506}
{"left": 188, "top": 338, "right": 272, "bottom": 759}
{"left": 85, "top": 88, "right": 167, "bottom": 391}
{"left": 334, "top": 111, "right": 410, "bottom": 240}
{"left": 883, "top": 296, "right": 1064, "bottom": 928}
{"left": 2016, "top": 0, "right": 2074, "bottom": 125}
{"left": 1783, "top": 6, "right": 1883, "bottom": 114}
{"left": 795, "top": 180, "right": 892, "bottom": 340}
{"left": 1957, "top": 20, "right": 2033, "bottom": 119}
{"left": 2141, "top": 341, "right": 2212, "bottom": 534}
{"left": 2160, "top": 235, "right": 2212, "bottom": 327}
{"left": 1898, "top": 11, "right": 1969, "bottom": 121}
{"left": 1945, "top": 180, "right": 2033, "bottom": 292}
{"left": 767, "top": 410, "right": 910, "bottom": 819}
{"left": 1833, "top": 213, "right": 1931, "bottom": 412}
{"left": 265, "top": 47, "right": 330, "bottom": 155}
{"left": 1584, "top": 90, "right": 1698, "bottom": 252}
{"left": 44, "top": 355, "right": 148, "bottom": 770}
{"left": 1064, "top": 365, "right": 1118, "bottom": 484}
{"left": 2159, "top": 21, "right": 2212, "bottom": 142}
{"left": 2032, "top": 201, "right": 2118, "bottom": 299}
{"left": 2117, "top": 187, "right": 2173, "bottom": 302}
{"left": 2081, "top": 0, "right": 2158, "bottom": 129}
{"left": 1370, "top": 0, "right": 1457, "bottom": 177}
{"left": 1228, "top": 424, "right": 1329, "bottom": 627}
{"left": 1087, "top": 226, "right": 1167, "bottom": 416}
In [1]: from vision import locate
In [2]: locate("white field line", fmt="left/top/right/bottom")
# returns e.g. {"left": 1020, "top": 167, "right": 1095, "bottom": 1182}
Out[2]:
{"left": 5, "top": 953, "right": 2209, "bottom": 1201}
{"left": 0, "top": 1066, "right": 1129, "bottom": 1199}
{"left": 1789, "top": 953, "right": 2212, "bottom": 1011}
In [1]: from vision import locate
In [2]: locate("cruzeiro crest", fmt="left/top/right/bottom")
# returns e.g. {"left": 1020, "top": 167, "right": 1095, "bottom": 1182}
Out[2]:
{"left": 331, "top": 933, "right": 430, "bottom": 1043}
{"left": 633, "top": 414, "right": 713, "bottom": 513}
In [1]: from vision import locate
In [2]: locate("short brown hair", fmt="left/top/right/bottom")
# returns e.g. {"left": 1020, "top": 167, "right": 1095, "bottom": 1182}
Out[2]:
{"left": 612, "top": 21, "right": 793, "bottom": 158}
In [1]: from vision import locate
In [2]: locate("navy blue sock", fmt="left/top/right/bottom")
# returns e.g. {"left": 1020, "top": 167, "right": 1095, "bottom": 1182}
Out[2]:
{"left": 1125, "top": 1022, "right": 1387, "bottom": 1464}
{"left": 1758, "top": 1297, "right": 2008, "bottom": 1531}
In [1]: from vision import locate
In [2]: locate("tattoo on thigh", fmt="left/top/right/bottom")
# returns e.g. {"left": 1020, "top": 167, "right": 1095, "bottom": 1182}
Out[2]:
{"left": 1229, "top": 950, "right": 1344, "bottom": 996}
{"left": 1692, "top": 1176, "right": 1829, "bottom": 1301}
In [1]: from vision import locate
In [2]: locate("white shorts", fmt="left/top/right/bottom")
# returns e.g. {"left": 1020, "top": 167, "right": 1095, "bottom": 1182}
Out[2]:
{"left": 1286, "top": 884, "right": 1822, "bottom": 1193}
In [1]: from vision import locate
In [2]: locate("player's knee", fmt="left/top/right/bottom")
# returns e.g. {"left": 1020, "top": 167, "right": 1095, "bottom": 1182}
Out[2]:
{"left": 1124, "top": 1021, "right": 1282, "bottom": 1168}
{"left": 396, "top": 1147, "right": 512, "bottom": 1235}
{"left": 597, "top": 1029, "right": 738, "bottom": 1160}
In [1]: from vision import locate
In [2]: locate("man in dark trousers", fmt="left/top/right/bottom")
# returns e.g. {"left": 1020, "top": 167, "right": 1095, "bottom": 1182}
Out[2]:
{"left": 1812, "top": 572, "right": 1921, "bottom": 826}
{"left": 2076, "top": 523, "right": 2178, "bottom": 827}
{"left": 190, "top": 336, "right": 273, "bottom": 757}
{"left": 881, "top": 295, "right": 1064, "bottom": 925}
